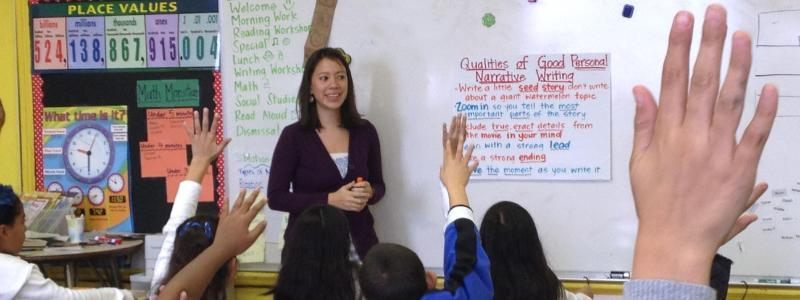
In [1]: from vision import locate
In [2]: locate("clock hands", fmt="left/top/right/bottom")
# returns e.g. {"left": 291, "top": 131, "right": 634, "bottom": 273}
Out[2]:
{"left": 86, "top": 150, "right": 91, "bottom": 177}
{"left": 89, "top": 133, "right": 97, "bottom": 151}
{"left": 84, "top": 133, "right": 97, "bottom": 176}
{"left": 76, "top": 149, "right": 92, "bottom": 176}
{"left": 78, "top": 133, "right": 98, "bottom": 176}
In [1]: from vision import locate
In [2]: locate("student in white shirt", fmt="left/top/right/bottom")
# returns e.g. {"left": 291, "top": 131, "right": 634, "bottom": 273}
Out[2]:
{"left": 0, "top": 184, "right": 133, "bottom": 300}
{"left": 148, "top": 108, "right": 234, "bottom": 299}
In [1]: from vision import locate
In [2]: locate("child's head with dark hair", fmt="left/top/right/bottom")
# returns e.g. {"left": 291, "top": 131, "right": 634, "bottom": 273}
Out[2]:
{"left": 359, "top": 243, "right": 436, "bottom": 300}
{"left": 275, "top": 205, "right": 356, "bottom": 300}
{"left": 480, "top": 201, "right": 563, "bottom": 300}
{"left": 164, "top": 215, "right": 233, "bottom": 300}
{"left": 0, "top": 184, "right": 25, "bottom": 255}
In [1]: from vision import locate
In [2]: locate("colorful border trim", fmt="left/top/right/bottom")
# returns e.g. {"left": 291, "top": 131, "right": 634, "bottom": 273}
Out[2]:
{"left": 213, "top": 70, "right": 224, "bottom": 210}
{"left": 32, "top": 74, "right": 44, "bottom": 191}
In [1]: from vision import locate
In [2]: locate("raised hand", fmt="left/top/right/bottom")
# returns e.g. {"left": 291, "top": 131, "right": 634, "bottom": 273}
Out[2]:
{"left": 440, "top": 114, "right": 478, "bottom": 208}
{"left": 183, "top": 108, "right": 231, "bottom": 183}
{"left": 184, "top": 108, "right": 231, "bottom": 165}
{"left": 629, "top": 5, "right": 778, "bottom": 284}
{"left": 214, "top": 189, "right": 268, "bottom": 257}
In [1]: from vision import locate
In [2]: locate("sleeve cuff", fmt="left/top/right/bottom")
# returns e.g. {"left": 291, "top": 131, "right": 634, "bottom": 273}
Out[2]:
{"left": 178, "top": 180, "right": 202, "bottom": 192}
{"left": 440, "top": 182, "right": 450, "bottom": 218}
{"left": 446, "top": 205, "right": 474, "bottom": 226}
{"left": 624, "top": 279, "right": 716, "bottom": 300}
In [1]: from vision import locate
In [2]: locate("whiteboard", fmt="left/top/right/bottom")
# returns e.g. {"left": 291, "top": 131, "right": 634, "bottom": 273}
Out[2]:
{"left": 221, "top": 0, "right": 800, "bottom": 278}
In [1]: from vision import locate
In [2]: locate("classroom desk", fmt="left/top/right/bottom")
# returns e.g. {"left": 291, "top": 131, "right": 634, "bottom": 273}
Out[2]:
{"left": 19, "top": 240, "right": 143, "bottom": 288}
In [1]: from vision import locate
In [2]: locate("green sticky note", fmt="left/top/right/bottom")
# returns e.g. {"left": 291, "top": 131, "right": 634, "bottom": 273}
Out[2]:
{"left": 136, "top": 79, "right": 200, "bottom": 107}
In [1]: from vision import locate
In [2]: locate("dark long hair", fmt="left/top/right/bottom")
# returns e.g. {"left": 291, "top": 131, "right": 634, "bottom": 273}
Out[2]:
{"left": 163, "top": 215, "right": 229, "bottom": 300}
{"left": 297, "top": 47, "right": 362, "bottom": 130}
{"left": 0, "top": 185, "right": 22, "bottom": 226}
{"left": 275, "top": 205, "right": 356, "bottom": 300}
{"left": 480, "top": 201, "right": 564, "bottom": 300}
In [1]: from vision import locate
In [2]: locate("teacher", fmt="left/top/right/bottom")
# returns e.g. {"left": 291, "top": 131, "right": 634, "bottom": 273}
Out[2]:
{"left": 268, "top": 48, "right": 385, "bottom": 258}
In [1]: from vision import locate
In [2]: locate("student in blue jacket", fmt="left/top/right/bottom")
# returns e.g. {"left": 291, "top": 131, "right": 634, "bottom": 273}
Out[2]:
{"left": 358, "top": 114, "right": 493, "bottom": 300}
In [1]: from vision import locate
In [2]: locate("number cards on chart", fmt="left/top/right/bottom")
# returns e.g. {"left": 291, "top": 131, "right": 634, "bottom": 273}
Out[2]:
{"left": 30, "top": 0, "right": 220, "bottom": 71}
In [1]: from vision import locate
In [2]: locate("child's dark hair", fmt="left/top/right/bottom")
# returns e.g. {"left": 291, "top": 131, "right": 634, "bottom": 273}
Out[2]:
{"left": 358, "top": 243, "right": 428, "bottom": 300}
{"left": 480, "top": 201, "right": 564, "bottom": 300}
{"left": 275, "top": 205, "right": 356, "bottom": 300}
{"left": 163, "top": 215, "right": 229, "bottom": 300}
{"left": 296, "top": 47, "right": 362, "bottom": 130}
{"left": 0, "top": 185, "right": 22, "bottom": 226}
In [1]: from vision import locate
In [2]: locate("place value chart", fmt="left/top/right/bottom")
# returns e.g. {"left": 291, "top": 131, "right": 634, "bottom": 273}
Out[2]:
{"left": 30, "top": 0, "right": 219, "bottom": 71}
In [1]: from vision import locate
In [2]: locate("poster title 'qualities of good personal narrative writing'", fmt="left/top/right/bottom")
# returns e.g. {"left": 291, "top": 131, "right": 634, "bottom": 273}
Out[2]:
{"left": 455, "top": 53, "right": 611, "bottom": 180}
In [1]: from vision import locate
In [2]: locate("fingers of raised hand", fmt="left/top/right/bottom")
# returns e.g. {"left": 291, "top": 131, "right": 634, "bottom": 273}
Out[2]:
{"left": 657, "top": 10, "right": 694, "bottom": 129}
{"left": 240, "top": 188, "right": 261, "bottom": 213}
{"left": 711, "top": 31, "right": 751, "bottom": 143}
{"left": 234, "top": 188, "right": 246, "bottom": 210}
{"left": 182, "top": 121, "right": 194, "bottom": 139}
{"left": 686, "top": 5, "right": 728, "bottom": 128}
{"left": 248, "top": 220, "right": 267, "bottom": 242}
{"left": 736, "top": 85, "right": 778, "bottom": 165}
{"left": 463, "top": 144, "right": 475, "bottom": 163}
{"left": 201, "top": 108, "right": 210, "bottom": 134}
{"left": 217, "top": 138, "right": 232, "bottom": 156}
{"left": 193, "top": 110, "right": 202, "bottom": 135}
{"left": 631, "top": 86, "right": 658, "bottom": 157}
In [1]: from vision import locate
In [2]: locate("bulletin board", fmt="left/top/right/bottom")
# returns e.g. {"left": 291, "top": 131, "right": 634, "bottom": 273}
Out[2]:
{"left": 29, "top": 0, "right": 224, "bottom": 233}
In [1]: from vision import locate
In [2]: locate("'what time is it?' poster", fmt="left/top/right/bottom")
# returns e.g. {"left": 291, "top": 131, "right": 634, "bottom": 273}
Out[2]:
{"left": 43, "top": 106, "right": 132, "bottom": 232}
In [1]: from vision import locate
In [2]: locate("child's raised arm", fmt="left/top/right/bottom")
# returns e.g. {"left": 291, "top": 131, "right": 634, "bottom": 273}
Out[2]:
{"left": 149, "top": 107, "right": 231, "bottom": 296}
{"left": 440, "top": 113, "right": 478, "bottom": 210}
{"left": 184, "top": 107, "right": 231, "bottom": 183}
{"left": 157, "top": 189, "right": 267, "bottom": 300}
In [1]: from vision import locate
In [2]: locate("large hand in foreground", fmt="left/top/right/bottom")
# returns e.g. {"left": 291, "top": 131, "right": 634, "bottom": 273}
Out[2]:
{"left": 629, "top": 4, "right": 777, "bottom": 285}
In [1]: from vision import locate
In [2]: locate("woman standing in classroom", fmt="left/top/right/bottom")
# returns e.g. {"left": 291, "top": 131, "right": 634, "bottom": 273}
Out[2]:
{"left": 267, "top": 47, "right": 385, "bottom": 259}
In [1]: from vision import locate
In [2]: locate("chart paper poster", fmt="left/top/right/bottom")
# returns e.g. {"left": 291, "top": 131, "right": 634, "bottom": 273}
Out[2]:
{"left": 221, "top": 0, "right": 315, "bottom": 264}
{"left": 453, "top": 53, "right": 611, "bottom": 180}
{"left": 140, "top": 108, "right": 214, "bottom": 203}
{"left": 42, "top": 106, "right": 132, "bottom": 232}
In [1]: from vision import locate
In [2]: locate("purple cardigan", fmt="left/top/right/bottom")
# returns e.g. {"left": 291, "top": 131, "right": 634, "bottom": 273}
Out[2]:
{"left": 267, "top": 120, "right": 385, "bottom": 257}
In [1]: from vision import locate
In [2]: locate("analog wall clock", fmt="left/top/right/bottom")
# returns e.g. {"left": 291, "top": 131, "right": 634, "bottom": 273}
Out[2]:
{"left": 62, "top": 123, "right": 115, "bottom": 184}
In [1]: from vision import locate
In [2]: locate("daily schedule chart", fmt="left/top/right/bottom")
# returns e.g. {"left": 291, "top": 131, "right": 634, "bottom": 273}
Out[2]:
{"left": 30, "top": 0, "right": 219, "bottom": 71}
